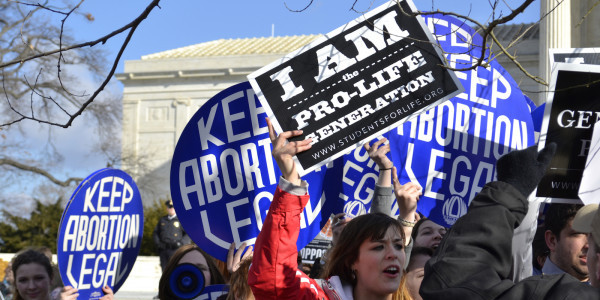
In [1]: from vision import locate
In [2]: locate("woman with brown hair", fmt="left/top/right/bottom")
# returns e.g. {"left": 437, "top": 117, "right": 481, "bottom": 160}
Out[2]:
{"left": 157, "top": 244, "right": 225, "bottom": 300}
{"left": 249, "top": 119, "right": 410, "bottom": 300}
{"left": 12, "top": 249, "right": 113, "bottom": 300}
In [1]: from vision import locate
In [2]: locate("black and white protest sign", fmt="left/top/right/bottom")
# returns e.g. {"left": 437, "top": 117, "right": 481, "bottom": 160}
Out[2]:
{"left": 579, "top": 122, "right": 600, "bottom": 205}
{"left": 537, "top": 63, "right": 600, "bottom": 201}
{"left": 299, "top": 238, "right": 331, "bottom": 265}
{"left": 248, "top": 0, "right": 463, "bottom": 176}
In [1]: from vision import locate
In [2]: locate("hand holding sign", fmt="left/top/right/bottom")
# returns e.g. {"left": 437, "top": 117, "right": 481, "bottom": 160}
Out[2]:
{"left": 99, "top": 286, "right": 114, "bottom": 300}
{"left": 60, "top": 286, "right": 79, "bottom": 300}
{"left": 497, "top": 143, "right": 557, "bottom": 197}
{"left": 249, "top": 0, "right": 462, "bottom": 176}
{"left": 170, "top": 82, "right": 332, "bottom": 262}
{"left": 57, "top": 168, "right": 143, "bottom": 299}
{"left": 267, "top": 117, "right": 312, "bottom": 185}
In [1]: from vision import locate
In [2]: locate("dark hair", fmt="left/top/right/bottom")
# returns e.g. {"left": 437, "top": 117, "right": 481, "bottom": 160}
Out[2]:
{"left": 406, "top": 247, "right": 433, "bottom": 272}
{"left": 411, "top": 218, "right": 430, "bottom": 243}
{"left": 158, "top": 244, "right": 225, "bottom": 299}
{"left": 411, "top": 218, "right": 447, "bottom": 243}
{"left": 12, "top": 249, "right": 53, "bottom": 300}
{"left": 532, "top": 224, "right": 549, "bottom": 270}
{"left": 322, "top": 213, "right": 404, "bottom": 284}
{"left": 544, "top": 203, "right": 583, "bottom": 240}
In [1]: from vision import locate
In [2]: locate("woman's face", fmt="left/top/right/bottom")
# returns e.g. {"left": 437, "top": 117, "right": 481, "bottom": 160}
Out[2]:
{"left": 405, "top": 254, "right": 431, "bottom": 300}
{"left": 415, "top": 220, "right": 446, "bottom": 250}
{"left": 178, "top": 250, "right": 212, "bottom": 285}
{"left": 352, "top": 226, "right": 405, "bottom": 298}
{"left": 15, "top": 263, "right": 50, "bottom": 300}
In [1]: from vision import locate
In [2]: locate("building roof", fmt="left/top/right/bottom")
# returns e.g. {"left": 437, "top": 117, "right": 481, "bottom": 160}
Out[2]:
{"left": 142, "top": 35, "right": 322, "bottom": 60}
{"left": 493, "top": 23, "right": 539, "bottom": 41}
{"left": 141, "top": 22, "right": 538, "bottom": 60}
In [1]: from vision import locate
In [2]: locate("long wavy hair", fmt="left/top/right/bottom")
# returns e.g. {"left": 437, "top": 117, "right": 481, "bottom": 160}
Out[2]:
{"left": 226, "top": 256, "right": 254, "bottom": 300}
{"left": 322, "top": 213, "right": 408, "bottom": 300}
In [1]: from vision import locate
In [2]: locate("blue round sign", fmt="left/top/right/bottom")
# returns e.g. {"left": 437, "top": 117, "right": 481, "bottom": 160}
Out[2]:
{"left": 170, "top": 82, "right": 334, "bottom": 262}
{"left": 57, "top": 168, "right": 144, "bottom": 299}
{"left": 194, "top": 284, "right": 229, "bottom": 300}
{"left": 385, "top": 14, "right": 535, "bottom": 227}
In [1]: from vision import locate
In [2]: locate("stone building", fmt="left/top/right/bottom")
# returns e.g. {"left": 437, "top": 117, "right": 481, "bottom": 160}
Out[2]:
{"left": 116, "top": 35, "right": 320, "bottom": 202}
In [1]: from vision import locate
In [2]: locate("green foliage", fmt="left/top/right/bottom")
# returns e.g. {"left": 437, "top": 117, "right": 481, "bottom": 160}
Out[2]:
{"left": 139, "top": 199, "right": 167, "bottom": 256}
{"left": 0, "top": 198, "right": 63, "bottom": 253}
{"left": 0, "top": 196, "right": 166, "bottom": 257}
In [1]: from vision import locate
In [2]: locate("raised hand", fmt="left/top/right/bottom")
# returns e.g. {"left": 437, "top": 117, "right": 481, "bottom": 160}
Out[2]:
{"left": 496, "top": 143, "right": 557, "bottom": 196}
{"left": 267, "top": 117, "right": 312, "bottom": 185}
{"left": 227, "top": 242, "right": 254, "bottom": 274}
{"left": 364, "top": 137, "right": 393, "bottom": 170}
{"left": 331, "top": 212, "right": 352, "bottom": 246}
{"left": 392, "top": 167, "right": 422, "bottom": 222}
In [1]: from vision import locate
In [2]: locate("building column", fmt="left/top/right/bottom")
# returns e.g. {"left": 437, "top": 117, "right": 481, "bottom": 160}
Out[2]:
{"left": 539, "top": 0, "right": 571, "bottom": 103}
{"left": 571, "top": 0, "right": 600, "bottom": 48}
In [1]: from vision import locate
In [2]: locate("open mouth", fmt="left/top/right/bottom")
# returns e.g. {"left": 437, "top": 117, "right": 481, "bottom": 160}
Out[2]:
{"left": 383, "top": 266, "right": 400, "bottom": 275}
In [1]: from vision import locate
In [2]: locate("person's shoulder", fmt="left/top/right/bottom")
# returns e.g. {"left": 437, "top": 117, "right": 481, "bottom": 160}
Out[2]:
{"left": 156, "top": 215, "right": 170, "bottom": 223}
{"left": 517, "top": 274, "right": 598, "bottom": 299}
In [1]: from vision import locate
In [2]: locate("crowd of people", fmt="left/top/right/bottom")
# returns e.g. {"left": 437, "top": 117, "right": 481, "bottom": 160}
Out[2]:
{"left": 244, "top": 118, "right": 600, "bottom": 299}
{"left": 3, "top": 117, "right": 600, "bottom": 300}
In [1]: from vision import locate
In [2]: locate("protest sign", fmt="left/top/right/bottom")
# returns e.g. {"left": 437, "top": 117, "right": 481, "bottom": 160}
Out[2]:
{"left": 170, "top": 82, "right": 336, "bottom": 262}
{"left": 195, "top": 284, "right": 229, "bottom": 300}
{"left": 299, "top": 238, "right": 331, "bottom": 265}
{"left": 381, "top": 13, "right": 535, "bottom": 227}
{"left": 579, "top": 122, "right": 600, "bottom": 205}
{"left": 537, "top": 63, "right": 600, "bottom": 201}
{"left": 58, "top": 168, "right": 143, "bottom": 299}
{"left": 248, "top": 0, "right": 463, "bottom": 176}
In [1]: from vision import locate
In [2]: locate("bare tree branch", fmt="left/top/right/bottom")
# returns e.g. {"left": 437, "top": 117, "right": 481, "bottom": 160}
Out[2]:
{"left": 0, "top": 0, "right": 162, "bottom": 128}
{"left": 0, "top": 157, "right": 82, "bottom": 187}
{"left": 284, "top": 0, "right": 314, "bottom": 13}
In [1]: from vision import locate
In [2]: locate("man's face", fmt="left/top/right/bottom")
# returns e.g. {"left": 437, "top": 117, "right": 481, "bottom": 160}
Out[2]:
{"left": 167, "top": 205, "right": 175, "bottom": 216}
{"left": 550, "top": 218, "right": 589, "bottom": 281}
{"left": 587, "top": 234, "right": 600, "bottom": 288}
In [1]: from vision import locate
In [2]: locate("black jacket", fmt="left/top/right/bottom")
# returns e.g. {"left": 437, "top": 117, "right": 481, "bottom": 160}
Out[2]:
{"left": 152, "top": 215, "right": 191, "bottom": 250}
{"left": 421, "top": 181, "right": 599, "bottom": 299}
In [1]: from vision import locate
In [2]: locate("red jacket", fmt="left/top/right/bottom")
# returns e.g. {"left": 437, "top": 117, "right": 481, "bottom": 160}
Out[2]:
{"left": 249, "top": 186, "right": 332, "bottom": 299}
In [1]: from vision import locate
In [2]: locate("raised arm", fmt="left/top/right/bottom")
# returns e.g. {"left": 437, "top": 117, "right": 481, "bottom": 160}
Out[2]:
{"left": 365, "top": 138, "right": 421, "bottom": 246}
{"left": 421, "top": 144, "right": 558, "bottom": 299}
{"left": 249, "top": 118, "right": 326, "bottom": 299}
{"left": 365, "top": 138, "right": 395, "bottom": 216}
